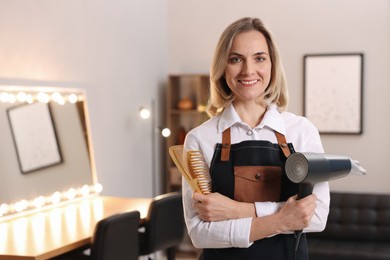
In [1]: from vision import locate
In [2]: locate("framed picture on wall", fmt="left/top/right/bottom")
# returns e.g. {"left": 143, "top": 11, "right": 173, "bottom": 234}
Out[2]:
{"left": 303, "top": 53, "right": 364, "bottom": 134}
{"left": 7, "top": 102, "right": 63, "bottom": 174}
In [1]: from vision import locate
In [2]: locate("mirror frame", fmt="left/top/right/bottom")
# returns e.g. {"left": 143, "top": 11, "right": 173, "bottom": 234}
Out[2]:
{"left": 0, "top": 86, "right": 100, "bottom": 219}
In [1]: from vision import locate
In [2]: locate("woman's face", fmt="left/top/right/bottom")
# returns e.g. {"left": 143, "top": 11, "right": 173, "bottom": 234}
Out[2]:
{"left": 224, "top": 30, "right": 272, "bottom": 104}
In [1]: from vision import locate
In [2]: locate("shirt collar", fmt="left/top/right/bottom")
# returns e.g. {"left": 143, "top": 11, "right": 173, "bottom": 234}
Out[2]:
{"left": 217, "top": 102, "right": 286, "bottom": 135}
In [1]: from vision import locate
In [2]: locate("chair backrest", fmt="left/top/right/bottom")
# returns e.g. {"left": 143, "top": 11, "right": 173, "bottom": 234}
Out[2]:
{"left": 140, "top": 192, "right": 184, "bottom": 255}
{"left": 91, "top": 210, "right": 140, "bottom": 260}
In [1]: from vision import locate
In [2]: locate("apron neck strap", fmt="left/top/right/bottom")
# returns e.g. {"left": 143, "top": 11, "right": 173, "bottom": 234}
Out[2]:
{"left": 275, "top": 131, "right": 291, "bottom": 158}
{"left": 221, "top": 128, "right": 231, "bottom": 161}
{"left": 221, "top": 128, "right": 291, "bottom": 161}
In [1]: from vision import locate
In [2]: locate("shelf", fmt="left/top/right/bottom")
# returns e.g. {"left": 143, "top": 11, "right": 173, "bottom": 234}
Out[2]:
{"left": 165, "top": 74, "right": 210, "bottom": 193}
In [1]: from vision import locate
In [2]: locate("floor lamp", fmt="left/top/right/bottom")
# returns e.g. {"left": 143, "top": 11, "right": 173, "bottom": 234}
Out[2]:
{"left": 139, "top": 100, "right": 170, "bottom": 197}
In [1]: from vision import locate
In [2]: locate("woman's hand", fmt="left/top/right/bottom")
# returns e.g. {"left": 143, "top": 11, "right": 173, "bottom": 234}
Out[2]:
{"left": 275, "top": 194, "right": 317, "bottom": 233}
{"left": 193, "top": 192, "right": 256, "bottom": 221}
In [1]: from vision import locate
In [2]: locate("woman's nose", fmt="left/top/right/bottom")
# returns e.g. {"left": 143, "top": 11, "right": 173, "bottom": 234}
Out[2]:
{"left": 242, "top": 61, "right": 255, "bottom": 75}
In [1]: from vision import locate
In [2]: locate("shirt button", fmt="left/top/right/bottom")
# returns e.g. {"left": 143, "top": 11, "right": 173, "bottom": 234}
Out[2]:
{"left": 247, "top": 130, "right": 253, "bottom": 136}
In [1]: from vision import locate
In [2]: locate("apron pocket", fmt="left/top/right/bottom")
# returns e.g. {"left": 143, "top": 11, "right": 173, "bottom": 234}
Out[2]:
{"left": 234, "top": 166, "right": 282, "bottom": 202}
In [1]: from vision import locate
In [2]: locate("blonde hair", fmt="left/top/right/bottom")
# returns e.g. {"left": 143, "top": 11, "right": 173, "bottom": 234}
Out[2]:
{"left": 207, "top": 17, "right": 288, "bottom": 117}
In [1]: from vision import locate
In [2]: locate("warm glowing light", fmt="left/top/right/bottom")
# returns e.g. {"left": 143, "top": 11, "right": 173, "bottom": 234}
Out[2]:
{"left": 0, "top": 92, "right": 8, "bottom": 102}
{"left": 49, "top": 208, "right": 62, "bottom": 244}
{"left": 80, "top": 185, "right": 91, "bottom": 197}
{"left": 68, "top": 94, "right": 78, "bottom": 104}
{"left": 50, "top": 191, "right": 62, "bottom": 204}
{"left": 161, "top": 128, "right": 171, "bottom": 138}
{"left": 0, "top": 88, "right": 83, "bottom": 107}
{"left": 94, "top": 183, "right": 103, "bottom": 193}
{"left": 51, "top": 92, "right": 65, "bottom": 105}
{"left": 0, "top": 204, "right": 9, "bottom": 217}
{"left": 26, "top": 94, "right": 34, "bottom": 104}
{"left": 17, "top": 92, "right": 27, "bottom": 102}
{"left": 8, "top": 93, "right": 16, "bottom": 103}
{"left": 37, "top": 92, "right": 50, "bottom": 103}
{"left": 31, "top": 214, "right": 46, "bottom": 251}
{"left": 0, "top": 182, "right": 100, "bottom": 218}
{"left": 33, "top": 196, "right": 46, "bottom": 208}
{"left": 14, "top": 200, "right": 28, "bottom": 212}
{"left": 139, "top": 108, "right": 151, "bottom": 119}
{"left": 12, "top": 218, "right": 27, "bottom": 252}
{"left": 65, "top": 188, "right": 76, "bottom": 200}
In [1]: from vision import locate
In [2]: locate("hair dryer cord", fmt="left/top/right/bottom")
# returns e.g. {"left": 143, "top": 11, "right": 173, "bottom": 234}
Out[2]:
{"left": 294, "top": 230, "right": 303, "bottom": 260}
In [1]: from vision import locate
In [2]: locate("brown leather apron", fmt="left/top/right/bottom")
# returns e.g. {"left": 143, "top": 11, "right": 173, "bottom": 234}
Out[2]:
{"left": 201, "top": 127, "right": 308, "bottom": 260}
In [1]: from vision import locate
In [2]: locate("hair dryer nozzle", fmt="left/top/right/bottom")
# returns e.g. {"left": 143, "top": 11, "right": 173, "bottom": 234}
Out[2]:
{"left": 285, "top": 152, "right": 352, "bottom": 184}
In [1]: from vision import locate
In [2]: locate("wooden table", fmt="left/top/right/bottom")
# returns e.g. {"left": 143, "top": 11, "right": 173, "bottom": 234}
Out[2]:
{"left": 0, "top": 196, "right": 152, "bottom": 260}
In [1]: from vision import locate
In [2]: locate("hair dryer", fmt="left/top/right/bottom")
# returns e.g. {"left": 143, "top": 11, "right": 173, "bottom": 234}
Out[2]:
{"left": 285, "top": 152, "right": 366, "bottom": 255}
{"left": 285, "top": 152, "right": 353, "bottom": 199}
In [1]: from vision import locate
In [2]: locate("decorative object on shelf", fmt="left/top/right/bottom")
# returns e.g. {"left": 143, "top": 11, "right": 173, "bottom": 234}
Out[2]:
{"left": 304, "top": 53, "right": 364, "bottom": 134}
{"left": 165, "top": 74, "right": 210, "bottom": 192}
{"left": 177, "top": 96, "right": 194, "bottom": 110}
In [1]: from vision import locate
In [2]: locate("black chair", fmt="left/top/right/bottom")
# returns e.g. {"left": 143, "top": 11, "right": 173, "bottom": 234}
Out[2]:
{"left": 90, "top": 210, "right": 140, "bottom": 260}
{"left": 139, "top": 192, "right": 185, "bottom": 260}
{"left": 55, "top": 210, "right": 141, "bottom": 260}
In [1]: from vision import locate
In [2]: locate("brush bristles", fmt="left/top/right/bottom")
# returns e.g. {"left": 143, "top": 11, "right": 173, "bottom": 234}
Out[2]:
{"left": 187, "top": 150, "right": 211, "bottom": 194}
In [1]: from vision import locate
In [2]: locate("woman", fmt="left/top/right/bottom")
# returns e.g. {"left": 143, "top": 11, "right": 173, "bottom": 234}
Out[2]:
{"left": 182, "top": 17, "right": 330, "bottom": 260}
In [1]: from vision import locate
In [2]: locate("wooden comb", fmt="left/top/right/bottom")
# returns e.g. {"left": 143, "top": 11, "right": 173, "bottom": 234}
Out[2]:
{"left": 168, "top": 145, "right": 211, "bottom": 194}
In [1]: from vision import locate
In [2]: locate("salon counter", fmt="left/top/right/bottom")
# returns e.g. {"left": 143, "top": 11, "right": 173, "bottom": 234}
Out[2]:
{"left": 0, "top": 196, "right": 152, "bottom": 260}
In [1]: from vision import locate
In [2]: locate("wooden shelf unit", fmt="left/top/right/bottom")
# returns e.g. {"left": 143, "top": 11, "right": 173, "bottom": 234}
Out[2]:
{"left": 165, "top": 74, "right": 210, "bottom": 192}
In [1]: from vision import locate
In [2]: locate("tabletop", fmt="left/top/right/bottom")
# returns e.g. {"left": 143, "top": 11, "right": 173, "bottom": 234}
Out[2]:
{"left": 0, "top": 196, "right": 152, "bottom": 260}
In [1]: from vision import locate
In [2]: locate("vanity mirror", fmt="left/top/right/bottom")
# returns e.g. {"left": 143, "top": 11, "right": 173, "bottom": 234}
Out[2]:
{"left": 0, "top": 86, "right": 100, "bottom": 218}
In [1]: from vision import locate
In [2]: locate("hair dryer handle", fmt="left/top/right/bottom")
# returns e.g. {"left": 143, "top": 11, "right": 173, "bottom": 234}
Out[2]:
{"left": 293, "top": 182, "right": 315, "bottom": 252}
{"left": 297, "top": 182, "right": 314, "bottom": 200}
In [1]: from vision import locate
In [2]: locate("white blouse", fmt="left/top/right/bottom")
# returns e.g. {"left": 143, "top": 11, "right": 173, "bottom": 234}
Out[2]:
{"left": 182, "top": 103, "right": 330, "bottom": 248}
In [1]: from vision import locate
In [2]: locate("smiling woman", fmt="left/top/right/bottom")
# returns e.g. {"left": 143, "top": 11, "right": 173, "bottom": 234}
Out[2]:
{"left": 0, "top": 86, "right": 100, "bottom": 217}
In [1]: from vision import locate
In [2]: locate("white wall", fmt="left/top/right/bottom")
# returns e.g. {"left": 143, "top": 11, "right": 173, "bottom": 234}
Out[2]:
{"left": 0, "top": 0, "right": 168, "bottom": 198}
{"left": 168, "top": 0, "right": 390, "bottom": 194}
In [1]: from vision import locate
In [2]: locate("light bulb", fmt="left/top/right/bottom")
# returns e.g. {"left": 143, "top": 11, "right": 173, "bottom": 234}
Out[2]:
{"left": 68, "top": 94, "right": 78, "bottom": 104}
{"left": 14, "top": 200, "right": 28, "bottom": 212}
{"left": 161, "top": 128, "right": 171, "bottom": 137}
{"left": 17, "top": 92, "right": 27, "bottom": 102}
{"left": 0, "top": 92, "right": 8, "bottom": 103}
{"left": 65, "top": 188, "right": 76, "bottom": 200}
{"left": 51, "top": 92, "right": 65, "bottom": 105}
{"left": 0, "top": 203, "right": 9, "bottom": 216}
{"left": 80, "top": 185, "right": 90, "bottom": 197}
{"left": 50, "top": 191, "right": 62, "bottom": 204}
{"left": 33, "top": 196, "right": 46, "bottom": 208}
{"left": 8, "top": 93, "right": 16, "bottom": 103}
{"left": 139, "top": 108, "right": 151, "bottom": 119}
{"left": 37, "top": 92, "right": 50, "bottom": 103}
{"left": 26, "top": 94, "right": 34, "bottom": 104}
{"left": 94, "top": 183, "right": 103, "bottom": 193}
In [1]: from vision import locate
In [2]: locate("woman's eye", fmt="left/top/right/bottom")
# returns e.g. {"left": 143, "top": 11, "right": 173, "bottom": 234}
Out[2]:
{"left": 229, "top": 57, "right": 242, "bottom": 63}
{"left": 255, "top": 56, "right": 266, "bottom": 62}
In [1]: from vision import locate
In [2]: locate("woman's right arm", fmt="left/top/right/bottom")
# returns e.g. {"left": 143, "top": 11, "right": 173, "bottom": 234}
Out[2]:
{"left": 182, "top": 178, "right": 254, "bottom": 248}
